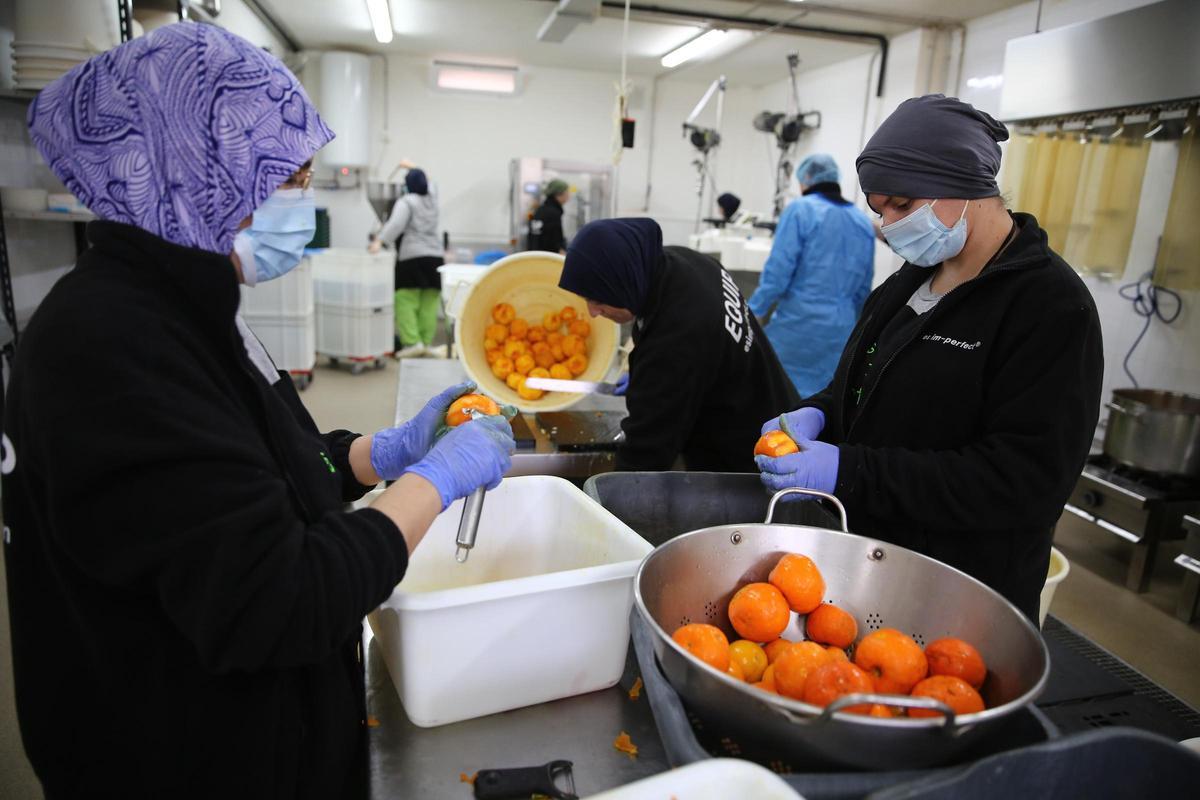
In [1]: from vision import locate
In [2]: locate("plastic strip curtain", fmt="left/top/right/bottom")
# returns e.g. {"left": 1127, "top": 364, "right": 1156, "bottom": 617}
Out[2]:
{"left": 1001, "top": 130, "right": 1085, "bottom": 254}
{"left": 1154, "top": 109, "right": 1200, "bottom": 290}
{"left": 1063, "top": 124, "right": 1151, "bottom": 278}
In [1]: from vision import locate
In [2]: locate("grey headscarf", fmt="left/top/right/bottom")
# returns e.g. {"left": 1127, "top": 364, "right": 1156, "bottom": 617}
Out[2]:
{"left": 856, "top": 94, "right": 1009, "bottom": 201}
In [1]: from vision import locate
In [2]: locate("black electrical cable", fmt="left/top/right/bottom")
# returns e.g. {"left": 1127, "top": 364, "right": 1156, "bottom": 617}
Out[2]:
{"left": 1117, "top": 270, "right": 1182, "bottom": 388}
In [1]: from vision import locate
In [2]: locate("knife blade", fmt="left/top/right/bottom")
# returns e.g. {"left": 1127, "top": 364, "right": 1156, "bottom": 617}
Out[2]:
{"left": 524, "top": 377, "right": 620, "bottom": 395}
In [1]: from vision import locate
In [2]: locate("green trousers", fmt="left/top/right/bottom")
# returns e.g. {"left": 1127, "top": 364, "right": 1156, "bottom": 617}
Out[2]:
{"left": 394, "top": 288, "right": 441, "bottom": 346}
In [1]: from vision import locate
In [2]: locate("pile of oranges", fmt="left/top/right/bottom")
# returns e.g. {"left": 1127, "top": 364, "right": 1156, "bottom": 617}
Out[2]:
{"left": 671, "top": 552, "right": 990, "bottom": 720}
{"left": 484, "top": 302, "right": 593, "bottom": 401}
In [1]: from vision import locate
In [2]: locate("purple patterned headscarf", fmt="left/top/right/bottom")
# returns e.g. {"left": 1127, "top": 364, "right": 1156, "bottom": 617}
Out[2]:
{"left": 27, "top": 22, "right": 334, "bottom": 255}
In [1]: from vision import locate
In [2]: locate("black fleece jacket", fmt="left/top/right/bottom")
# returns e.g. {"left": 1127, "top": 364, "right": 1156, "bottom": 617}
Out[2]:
{"left": 2, "top": 222, "right": 408, "bottom": 798}
{"left": 800, "top": 213, "right": 1103, "bottom": 621}
{"left": 619, "top": 246, "right": 800, "bottom": 472}
{"left": 528, "top": 196, "right": 566, "bottom": 253}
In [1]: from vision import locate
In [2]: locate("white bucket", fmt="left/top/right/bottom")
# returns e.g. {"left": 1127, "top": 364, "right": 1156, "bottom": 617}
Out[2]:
{"left": 453, "top": 250, "right": 620, "bottom": 412}
{"left": 589, "top": 759, "right": 801, "bottom": 800}
{"left": 1038, "top": 546, "right": 1070, "bottom": 626}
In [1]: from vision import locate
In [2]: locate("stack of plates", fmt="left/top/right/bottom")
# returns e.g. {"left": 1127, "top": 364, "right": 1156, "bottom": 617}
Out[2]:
{"left": 12, "top": 0, "right": 121, "bottom": 91}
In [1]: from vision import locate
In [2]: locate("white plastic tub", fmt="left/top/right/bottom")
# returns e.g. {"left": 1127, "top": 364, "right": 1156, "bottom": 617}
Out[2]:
{"left": 588, "top": 759, "right": 802, "bottom": 799}
{"left": 241, "top": 312, "right": 316, "bottom": 374}
{"left": 367, "top": 476, "right": 653, "bottom": 727}
{"left": 308, "top": 248, "right": 393, "bottom": 309}
{"left": 1039, "top": 546, "right": 1070, "bottom": 626}
{"left": 315, "top": 303, "right": 392, "bottom": 360}
{"left": 240, "top": 256, "right": 313, "bottom": 317}
{"left": 437, "top": 262, "right": 487, "bottom": 320}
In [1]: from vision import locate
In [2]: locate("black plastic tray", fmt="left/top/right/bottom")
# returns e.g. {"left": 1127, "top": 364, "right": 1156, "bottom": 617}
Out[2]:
{"left": 629, "top": 610, "right": 1059, "bottom": 800}
{"left": 870, "top": 726, "right": 1200, "bottom": 799}
{"left": 583, "top": 471, "right": 838, "bottom": 546}
{"left": 1039, "top": 617, "right": 1200, "bottom": 740}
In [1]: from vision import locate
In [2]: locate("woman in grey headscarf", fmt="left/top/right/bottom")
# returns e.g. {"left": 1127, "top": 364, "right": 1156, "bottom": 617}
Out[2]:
{"left": 756, "top": 95, "right": 1104, "bottom": 624}
{"left": 5, "top": 23, "right": 511, "bottom": 798}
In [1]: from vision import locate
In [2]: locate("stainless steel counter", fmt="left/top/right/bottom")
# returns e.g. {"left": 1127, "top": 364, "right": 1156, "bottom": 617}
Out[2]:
{"left": 365, "top": 627, "right": 668, "bottom": 798}
{"left": 375, "top": 359, "right": 665, "bottom": 797}
{"left": 394, "top": 358, "right": 628, "bottom": 480}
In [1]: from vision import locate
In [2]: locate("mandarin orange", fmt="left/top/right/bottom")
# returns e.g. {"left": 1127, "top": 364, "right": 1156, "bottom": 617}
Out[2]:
{"left": 768, "top": 553, "right": 825, "bottom": 614}
{"left": 671, "top": 623, "right": 730, "bottom": 672}
{"left": 727, "top": 582, "right": 791, "bottom": 642}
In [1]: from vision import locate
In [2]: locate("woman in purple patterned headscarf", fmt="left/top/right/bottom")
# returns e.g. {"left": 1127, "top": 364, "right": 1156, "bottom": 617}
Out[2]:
{"left": 5, "top": 23, "right": 512, "bottom": 798}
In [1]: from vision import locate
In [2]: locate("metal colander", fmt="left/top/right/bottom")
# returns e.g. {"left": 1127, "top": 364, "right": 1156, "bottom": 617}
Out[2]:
{"left": 633, "top": 489, "right": 1050, "bottom": 771}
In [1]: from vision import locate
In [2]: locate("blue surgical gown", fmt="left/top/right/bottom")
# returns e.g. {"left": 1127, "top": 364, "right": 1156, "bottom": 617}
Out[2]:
{"left": 748, "top": 194, "right": 876, "bottom": 398}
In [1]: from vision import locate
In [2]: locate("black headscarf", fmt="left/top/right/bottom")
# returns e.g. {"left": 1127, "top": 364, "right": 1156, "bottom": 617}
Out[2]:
{"left": 856, "top": 94, "right": 1009, "bottom": 200}
{"left": 405, "top": 168, "right": 429, "bottom": 196}
{"left": 560, "top": 218, "right": 662, "bottom": 316}
{"left": 717, "top": 192, "right": 741, "bottom": 219}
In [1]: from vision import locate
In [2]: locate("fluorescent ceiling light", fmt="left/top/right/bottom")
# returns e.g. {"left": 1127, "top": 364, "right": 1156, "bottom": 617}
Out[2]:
{"left": 661, "top": 30, "right": 730, "bottom": 69}
{"left": 433, "top": 62, "right": 519, "bottom": 95}
{"left": 366, "top": 0, "right": 393, "bottom": 44}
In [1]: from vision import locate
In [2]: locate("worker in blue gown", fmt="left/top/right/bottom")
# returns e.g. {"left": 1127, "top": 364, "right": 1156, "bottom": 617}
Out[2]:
{"left": 748, "top": 154, "right": 876, "bottom": 398}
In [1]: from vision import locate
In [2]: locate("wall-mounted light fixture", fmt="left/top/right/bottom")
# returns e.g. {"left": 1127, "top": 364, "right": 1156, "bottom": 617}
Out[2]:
{"left": 431, "top": 61, "right": 521, "bottom": 95}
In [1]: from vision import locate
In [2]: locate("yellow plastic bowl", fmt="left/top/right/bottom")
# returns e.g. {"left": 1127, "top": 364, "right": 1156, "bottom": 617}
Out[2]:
{"left": 455, "top": 251, "right": 619, "bottom": 412}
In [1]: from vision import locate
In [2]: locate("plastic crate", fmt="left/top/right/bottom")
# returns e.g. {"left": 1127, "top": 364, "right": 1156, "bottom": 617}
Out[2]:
{"left": 308, "top": 248, "right": 394, "bottom": 309}
{"left": 241, "top": 312, "right": 316, "bottom": 374}
{"left": 315, "top": 303, "right": 393, "bottom": 360}
{"left": 366, "top": 476, "right": 653, "bottom": 727}
{"left": 239, "top": 257, "right": 313, "bottom": 316}
{"left": 583, "top": 471, "right": 839, "bottom": 546}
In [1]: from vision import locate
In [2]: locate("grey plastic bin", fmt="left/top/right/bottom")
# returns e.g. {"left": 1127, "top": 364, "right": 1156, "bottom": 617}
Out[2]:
{"left": 583, "top": 471, "right": 838, "bottom": 545}
{"left": 872, "top": 726, "right": 1200, "bottom": 799}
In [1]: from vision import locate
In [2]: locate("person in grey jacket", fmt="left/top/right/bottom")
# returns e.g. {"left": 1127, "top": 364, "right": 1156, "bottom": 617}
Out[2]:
{"left": 370, "top": 164, "right": 444, "bottom": 357}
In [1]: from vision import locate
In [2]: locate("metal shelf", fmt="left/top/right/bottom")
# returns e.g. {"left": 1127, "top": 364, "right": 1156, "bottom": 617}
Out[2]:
{"left": 0, "top": 89, "right": 39, "bottom": 103}
{"left": 3, "top": 210, "right": 94, "bottom": 223}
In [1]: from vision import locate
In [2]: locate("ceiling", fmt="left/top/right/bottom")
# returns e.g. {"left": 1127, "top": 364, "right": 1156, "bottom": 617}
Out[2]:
{"left": 256, "top": 0, "right": 1027, "bottom": 86}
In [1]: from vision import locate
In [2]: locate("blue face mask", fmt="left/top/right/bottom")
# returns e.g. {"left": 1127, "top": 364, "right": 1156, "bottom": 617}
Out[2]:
{"left": 880, "top": 199, "right": 968, "bottom": 268}
{"left": 234, "top": 188, "right": 316, "bottom": 285}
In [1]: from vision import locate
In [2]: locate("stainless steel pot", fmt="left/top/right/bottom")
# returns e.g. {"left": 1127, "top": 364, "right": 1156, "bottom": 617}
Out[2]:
{"left": 1104, "top": 389, "right": 1200, "bottom": 478}
{"left": 633, "top": 489, "right": 1049, "bottom": 771}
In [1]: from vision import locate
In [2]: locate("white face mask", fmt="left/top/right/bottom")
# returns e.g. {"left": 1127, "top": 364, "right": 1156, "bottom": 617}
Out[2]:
{"left": 880, "top": 199, "right": 969, "bottom": 267}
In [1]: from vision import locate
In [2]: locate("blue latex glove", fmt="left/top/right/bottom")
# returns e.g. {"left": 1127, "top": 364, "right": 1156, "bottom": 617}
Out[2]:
{"left": 756, "top": 439, "right": 839, "bottom": 497}
{"left": 613, "top": 373, "right": 629, "bottom": 396}
{"left": 370, "top": 381, "right": 475, "bottom": 480}
{"left": 761, "top": 407, "right": 825, "bottom": 441}
{"left": 403, "top": 415, "right": 516, "bottom": 511}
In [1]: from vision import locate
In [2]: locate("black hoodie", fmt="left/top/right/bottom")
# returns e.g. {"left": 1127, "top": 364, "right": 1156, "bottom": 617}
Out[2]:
{"left": 3, "top": 222, "right": 407, "bottom": 798}
{"left": 619, "top": 246, "right": 800, "bottom": 472}
{"left": 528, "top": 195, "right": 566, "bottom": 253}
{"left": 800, "top": 213, "right": 1103, "bottom": 621}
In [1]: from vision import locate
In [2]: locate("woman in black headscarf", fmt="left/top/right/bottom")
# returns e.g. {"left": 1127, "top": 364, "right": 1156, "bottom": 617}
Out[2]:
{"left": 559, "top": 218, "right": 799, "bottom": 472}
{"left": 756, "top": 95, "right": 1104, "bottom": 623}
{"left": 370, "top": 164, "right": 445, "bottom": 357}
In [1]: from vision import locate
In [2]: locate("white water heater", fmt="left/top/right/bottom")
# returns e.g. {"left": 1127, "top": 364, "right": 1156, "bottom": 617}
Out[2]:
{"left": 319, "top": 52, "right": 371, "bottom": 168}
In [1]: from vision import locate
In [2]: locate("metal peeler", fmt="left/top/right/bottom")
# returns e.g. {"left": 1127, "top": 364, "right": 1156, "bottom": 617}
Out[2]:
{"left": 454, "top": 408, "right": 488, "bottom": 563}
{"left": 473, "top": 759, "right": 577, "bottom": 800}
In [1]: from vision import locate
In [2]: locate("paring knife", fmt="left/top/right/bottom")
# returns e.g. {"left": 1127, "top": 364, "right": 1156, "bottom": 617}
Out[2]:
{"left": 523, "top": 377, "right": 621, "bottom": 395}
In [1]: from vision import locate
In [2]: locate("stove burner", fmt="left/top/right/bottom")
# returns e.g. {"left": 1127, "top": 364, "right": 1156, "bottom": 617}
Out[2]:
{"left": 1086, "top": 454, "right": 1200, "bottom": 501}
